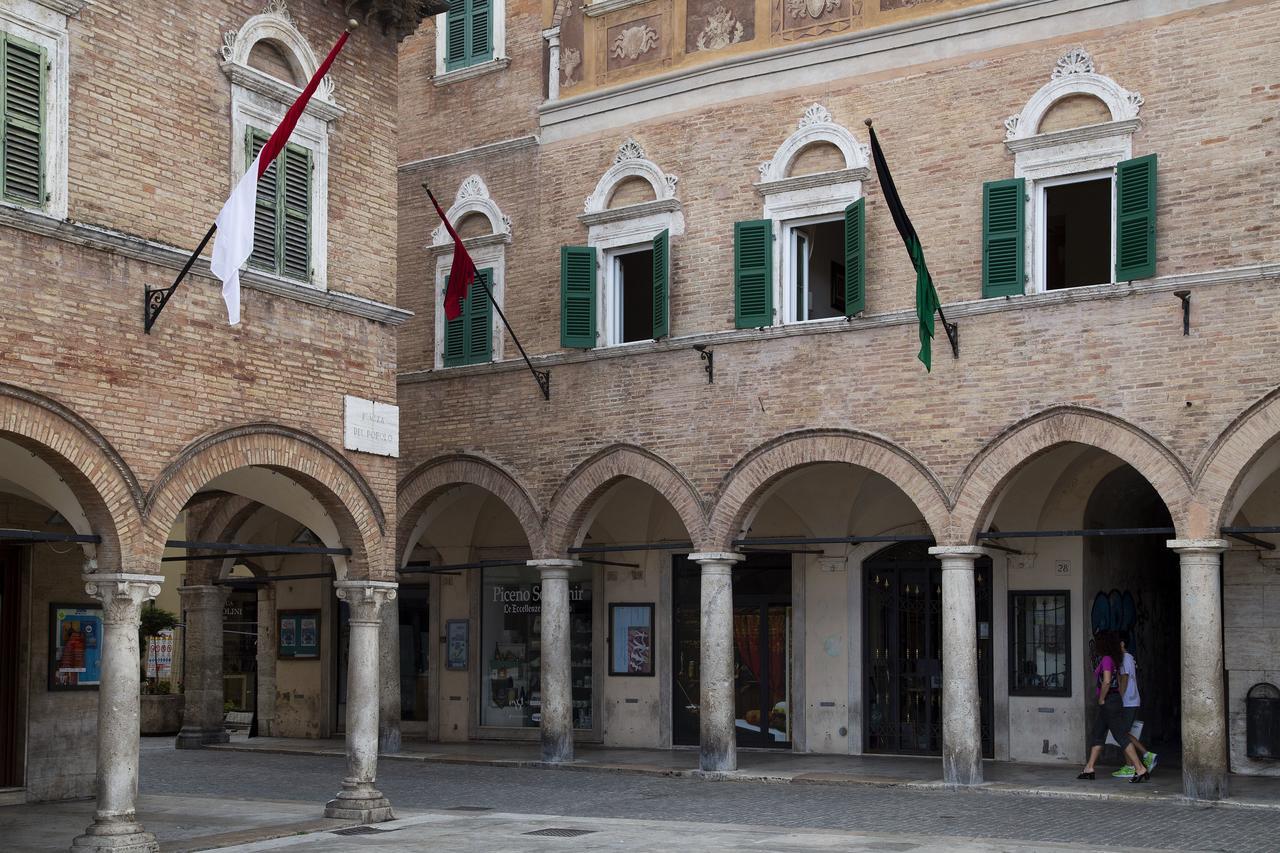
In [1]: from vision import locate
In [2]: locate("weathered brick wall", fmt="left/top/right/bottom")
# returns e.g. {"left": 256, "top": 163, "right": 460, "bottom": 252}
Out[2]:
{"left": 396, "top": 1, "right": 1280, "bottom": 531}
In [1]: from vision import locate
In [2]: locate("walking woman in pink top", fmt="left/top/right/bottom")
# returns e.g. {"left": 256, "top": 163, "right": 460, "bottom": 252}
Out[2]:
{"left": 1077, "top": 631, "right": 1150, "bottom": 783}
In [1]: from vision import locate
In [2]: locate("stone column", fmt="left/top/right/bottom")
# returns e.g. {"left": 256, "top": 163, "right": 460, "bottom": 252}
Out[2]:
{"left": 690, "top": 552, "right": 743, "bottom": 772}
{"left": 379, "top": 603, "right": 402, "bottom": 753}
{"left": 542, "top": 27, "right": 561, "bottom": 101}
{"left": 1168, "top": 539, "right": 1229, "bottom": 800}
{"left": 175, "top": 585, "right": 229, "bottom": 748}
{"left": 255, "top": 585, "right": 276, "bottom": 737}
{"left": 528, "top": 559, "right": 578, "bottom": 763}
{"left": 72, "top": 573, "right": 164, "bottom": 853}
{"left": 929, "top": 546, "right": 986, "bottom": 786}
{"left": 325, "top": 581, "right": 398, "bottom": 823}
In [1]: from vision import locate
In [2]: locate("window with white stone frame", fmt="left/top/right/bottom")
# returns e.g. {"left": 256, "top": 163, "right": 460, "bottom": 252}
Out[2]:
{"left": 0, "top": 1, "right": 77, "bottom": 219}
{"left": 428, "top": 175, "right": 510, "bottom": 368}
{"left": 987, "top": 48, "right": 1155, "bottom": 298}
{"left": 221, "top": 1, "right": 340, "bottom": 290}
{"left": 433, "top": 0, "right": 509, "bottom": 84}
{"left": 736, "top": 104, "right": 868, "bottom": 329}
{"left": 560, "top": 139, "right": 680, "bottom": 350}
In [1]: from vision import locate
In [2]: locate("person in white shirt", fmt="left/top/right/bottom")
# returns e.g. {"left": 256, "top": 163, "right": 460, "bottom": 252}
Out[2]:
{"left": 1113, "top": 635, "right": 1158, "bottom": 777}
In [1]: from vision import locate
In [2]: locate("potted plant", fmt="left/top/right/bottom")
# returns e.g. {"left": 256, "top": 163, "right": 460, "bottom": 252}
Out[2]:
{"left": 139, "top": 606, "right": 184, "bottom": 735}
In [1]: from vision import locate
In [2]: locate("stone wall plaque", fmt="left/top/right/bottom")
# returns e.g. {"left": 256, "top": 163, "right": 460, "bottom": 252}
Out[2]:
{"left": 607, "top": 14, "right": 664, "bottom": 71}
{"left": 686, "top": 0, "right": 754, "bottom": 53}
{"left": 773, "top": 0, "right": 861, "bottom": 41}
{"left": 344, "top": 395, "right": 399, "bottom": 457}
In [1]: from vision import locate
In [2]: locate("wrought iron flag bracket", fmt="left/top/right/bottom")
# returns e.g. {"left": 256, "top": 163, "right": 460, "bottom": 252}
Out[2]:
{"left": 144, "top": 223, "right": 217, "bottom": 333}
{"left": 693, "top": 344, "right": 714, "bottom": 383}
{"left": 939, "top": 308, "right": 959, "bottom": 359}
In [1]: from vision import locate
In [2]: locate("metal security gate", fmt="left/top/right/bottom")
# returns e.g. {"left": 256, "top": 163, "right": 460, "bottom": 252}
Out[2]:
{"left": 864, "top": 542, "right": 993, "bottom": 757}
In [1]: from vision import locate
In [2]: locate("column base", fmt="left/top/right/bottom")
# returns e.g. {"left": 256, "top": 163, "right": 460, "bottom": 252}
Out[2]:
{"left": 174, "top": 728, "right": 228, "bottom": 749}
{"left": 71, "top": 817, "right": 159, "bottom": 853}
{"left": 324, "top": 784, "right": 394, "bottom": 823}
{"left": 1183, "top": 768, "right": 1228, "bottom": 801}
{"left": 699, "top": 745, "right": 737, "bottom": 773}
{"left": 942, "top": 752, "right": 983, "bottom": 786}
{"left": 541, "top": 733, "right": 574, "bottom": 764}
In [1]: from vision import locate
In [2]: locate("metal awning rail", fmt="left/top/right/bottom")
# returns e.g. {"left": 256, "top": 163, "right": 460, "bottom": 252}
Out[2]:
{"left": 0, "top": 528, "right": 101, "bottom": 544}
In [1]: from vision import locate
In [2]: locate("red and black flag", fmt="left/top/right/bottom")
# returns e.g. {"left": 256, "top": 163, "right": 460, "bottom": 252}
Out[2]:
{"left": 867, "top": 123, "right": 942, "bottom": 371}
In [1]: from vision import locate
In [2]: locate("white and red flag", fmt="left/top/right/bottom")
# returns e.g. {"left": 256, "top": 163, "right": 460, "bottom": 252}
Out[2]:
{"left": 210, "top": 29, "right": 350, "bottom": 325}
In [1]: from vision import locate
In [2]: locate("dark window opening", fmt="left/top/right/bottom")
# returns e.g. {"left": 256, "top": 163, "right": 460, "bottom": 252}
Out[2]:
{"left": 790, "top": 219, "right": 844, "bottom": 321}
{"left": 1044, "top": 178, "right": 1110, "bottom": 290}
{"left": 1009, "top": 591, "right": 1071, "bottom": 696}
{"left": 617, "top": 249, "right": 654, "bottom": 343}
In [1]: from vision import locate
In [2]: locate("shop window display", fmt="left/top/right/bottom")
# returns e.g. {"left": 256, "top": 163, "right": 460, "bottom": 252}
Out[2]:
{"left": 480, "top": 565, "right": 593, "bottom": 729}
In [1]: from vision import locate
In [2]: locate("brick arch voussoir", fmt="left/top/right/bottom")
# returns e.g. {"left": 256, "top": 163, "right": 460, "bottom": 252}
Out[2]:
{"left": 706, "top": 430, "right": 950, "bottom": 552}
{"left": 951, "top": 406, "right": 1195, "bottom": 543}
{"left": 546, "top": 445, "right": 707, "bottom": 558}
{"left": 143, "top": 425, "right": 388, "bottom": 579}
{"left": 397, "top": 454, "right": 545, "bottom": 560}
{"left": 0, "top": 382, "right": 144, "bottom": 570}
{"left": 1195, "top": 386, "right": 1280, "bottom": 531}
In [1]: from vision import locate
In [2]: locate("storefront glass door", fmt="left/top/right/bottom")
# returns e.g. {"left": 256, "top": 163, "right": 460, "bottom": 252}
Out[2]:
{"left": 398, "top": 585, "right": 430, "bottom": 722}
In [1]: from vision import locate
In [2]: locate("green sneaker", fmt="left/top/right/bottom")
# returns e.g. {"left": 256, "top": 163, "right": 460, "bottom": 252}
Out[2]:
{"left": 1112, "top": 765, "right": 1136, "bottom": 778}
{"left": 1143, "top": 752, "right": 1158, "bottom": 772}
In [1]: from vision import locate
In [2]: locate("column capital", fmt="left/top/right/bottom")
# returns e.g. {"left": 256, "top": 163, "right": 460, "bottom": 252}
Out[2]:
{"left": 928, "top": 546, "right": 994, "bottom": 564}
{"left": 334, "top": 580, "right": 398, "bottom": 623}
{"left": 1167, "top": 539, "right": 1229, "bottom": 555}
{"left": 84, "top": 573, "right": 163, "bottom": 623}
{"left": 177, "top": 584, "right": 231, "bottom": 605}
{"left": 688, "top": 552, "right": 744, "bottom": 565}
{"left": 527, "top": 558, "right": 581, "bottom": 580}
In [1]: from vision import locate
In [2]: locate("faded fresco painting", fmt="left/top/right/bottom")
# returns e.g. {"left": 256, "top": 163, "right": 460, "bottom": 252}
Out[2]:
{"left": 686, "top": 0, "right": 755, "bottom": 53}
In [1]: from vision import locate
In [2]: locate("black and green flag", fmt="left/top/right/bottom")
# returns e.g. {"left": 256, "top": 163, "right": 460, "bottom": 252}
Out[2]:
{"left": 867, "top": 124, "right": 941, "bottom": 371}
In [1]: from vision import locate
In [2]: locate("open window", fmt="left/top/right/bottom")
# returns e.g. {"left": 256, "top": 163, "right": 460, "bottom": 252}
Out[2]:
{"left": 741, "top": 105, "right": 868, "bottom": 328}
{"left": 988, "top": 49, "right": 1155, "bottom": 296}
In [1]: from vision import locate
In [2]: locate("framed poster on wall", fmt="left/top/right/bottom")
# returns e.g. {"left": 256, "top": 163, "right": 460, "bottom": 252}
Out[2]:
{"left": 445, "top": 619, "right": 468, "bottom": 670}
{"left": 49, "top": 603, "right": 103, "bottom": 690}
{"left": 609, "top": 603, "right": 654, "bottom": 676}
{"left": 279, "top": 610, "right": 321, "bottom": 659}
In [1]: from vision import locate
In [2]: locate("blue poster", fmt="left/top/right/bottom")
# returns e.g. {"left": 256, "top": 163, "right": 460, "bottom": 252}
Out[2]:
{"left": 52, "top": 605, "right": 103, "bottom": 688}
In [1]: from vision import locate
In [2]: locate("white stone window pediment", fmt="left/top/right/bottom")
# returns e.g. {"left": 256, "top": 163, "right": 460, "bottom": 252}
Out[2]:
{"left": 1004, "top": 47, "right": 1142, "bottom": 144}
{"left": 582, "top": 138, "right": 681, "bottom": 218}
{"left": 757, "top": 103, "right": 870, "bottom": 187}
{"left": 429, "top": 175, "right": 512, "bottom": 248}
{"left": 221, "top": 0, "right": 345, "bottom": 123}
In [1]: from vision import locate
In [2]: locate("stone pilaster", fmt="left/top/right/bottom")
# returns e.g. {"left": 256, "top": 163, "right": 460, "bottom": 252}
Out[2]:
{"left": 72, "top": 573, "right": 163, "bottom": 853}
{"left": 1168, "top": 539, "right": 1230, "bottom": 801}
{"left": 255, "top": 585, "right": 276, "bottom": 737}
{"left": 528, "top": 559, "right": 579, "bottom": 763}
{"left": 690, "top": 552, "right": 743, "bottom": 773}
{"left": 325, "top": 581, "right": 398, "bottom": 823}
{"left": 174, "top": 585, "right": 230, "bottom": 748}
{"left": 929, "top": 546, "right": 988, "bottom": 786}
{"left": 542, "top": 27, "right": 561, "bottom": 101}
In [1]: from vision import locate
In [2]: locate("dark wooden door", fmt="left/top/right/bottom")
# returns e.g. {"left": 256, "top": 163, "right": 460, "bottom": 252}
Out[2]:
{"left": 1, "top": 547, "right": 22, "bottom": 787}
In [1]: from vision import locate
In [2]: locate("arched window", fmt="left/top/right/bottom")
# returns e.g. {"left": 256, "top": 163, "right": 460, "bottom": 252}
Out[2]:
{"left": 736, "top": 104, "right": 869, "bottom": 329}
{"left": 429, "top": 176, "right": 511, "bottom": 368}
{"left": 221, "top": 1, "right": 342, "bottom": 290}
{"left": 984, "top": 48, "right": 1153, "bottom": 298}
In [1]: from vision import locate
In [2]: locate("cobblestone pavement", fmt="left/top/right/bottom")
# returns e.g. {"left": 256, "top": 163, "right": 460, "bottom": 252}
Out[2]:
{"left": 142, "top": 749, "right": 1280, "bottom": 852}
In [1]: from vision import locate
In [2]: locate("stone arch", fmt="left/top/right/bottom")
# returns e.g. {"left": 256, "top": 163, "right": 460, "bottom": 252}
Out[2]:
{"left": 428, "top": 175, "right": 512, "bottom": 247}
{"left": 1004, "top": 47, "right": 1143, "bottom": 141}
{"left": 706, "top": 430, "right": 949, "bottom": 551}
{"left": 758, "top": 103, "right": 869, "bottom": 183}
{"left": 220, "top": 2, "right": 334, "bottom": 104}
{"left": 181, "top": 494, "right": 268, "bottom": 586}
{"left": 546, "top": 445, "right": 706, "bottom": 556}
{"left": 951, "top": 405, "right": 1194, "bottom": 543}
{"left": 583, "top": 139, "right": 678, "bottom": 215}
{"left": 397, "top": 454, "right": 544, "bottom": 564}
{"left": 1195, "top": 386, "right": 1280, "bottom": 531}
{"left": 144, "top": 424, "right": 388, "bottom": 579}
{"left": 0, "top": 381, "right": 143, "bottom": 569}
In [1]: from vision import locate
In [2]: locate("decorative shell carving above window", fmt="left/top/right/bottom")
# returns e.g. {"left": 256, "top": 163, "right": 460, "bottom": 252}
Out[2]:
{"left": 583, "top": 139, "right": 680, "bottom": 215}
{"left": 221, "top": 1, "right": 344, "bottom": 122}
{"left": 757, "top": 103, "right": 869, "bottom": 185}
{"left": 430, "top": 175, "right": 512, "bottom": 248}
{"left": 1004, "top": 47, "right": 1142, "bottom": 143}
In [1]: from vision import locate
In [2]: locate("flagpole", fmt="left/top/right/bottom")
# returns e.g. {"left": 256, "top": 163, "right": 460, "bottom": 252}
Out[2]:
{"left": 144, "top": 223, "right": 217, "bottom": 333}
{"left": 424, "top": 184, "right": 551, "bottom": 401}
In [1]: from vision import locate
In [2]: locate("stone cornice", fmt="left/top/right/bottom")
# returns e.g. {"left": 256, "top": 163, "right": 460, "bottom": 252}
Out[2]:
{"left": 398, "top": 263, "right": 1280, "bottom": 384}
{"left": 425, "top": 232, "right": 511, "bottom": 257}
{"left": 0, "top": 203, "right": 411, "bottom": 326}
{"left": 582, "top": 0, "right": 652, "bottom": 18}
{"left": 755, "top": 167, "right": 868, "bottom": 196}
{"left": 221, "top": 63, "right": 345, "bottom": 123}
{"left": 400, "top": 135, "right": 540, "bottom": 173}
{"left": 432, "top": 57, "right": 511, "bottom": 88}
{"left": 1005, "top": 118, "right": 1140, "bottom": 154}
{"left": 578, "top": 197, "right": 680, "bottom": 227}
{"left": 32, "top": 0, "right": 87, "bottom": 15}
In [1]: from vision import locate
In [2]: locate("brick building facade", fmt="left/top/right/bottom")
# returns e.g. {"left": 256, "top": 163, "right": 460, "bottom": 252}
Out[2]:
{"left": 0, "top": 0, "right": 417, "bottom": 848}
{"left": 394, "top": 0, "right": 1280, "bottom": 802}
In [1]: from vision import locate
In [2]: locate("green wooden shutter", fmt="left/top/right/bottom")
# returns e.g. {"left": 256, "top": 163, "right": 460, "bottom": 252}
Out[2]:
{"left": 982, "top": 178, "right": 1025, "bottom": 297}
{"left": 734, "top": 219, "right": 773, "bottom": 328}
{"left": 561, "top": 245, "right": 597, "bottom": 349}
{"left": 843, "top": 198, "right": 865, "bottom": 317}
{"left": 467, "top": 268, "right": 493, "bottom": 363}
{"left": 247, "top": 130, "right": 278, "bottom": 272}
{"left": 1, "top": 33, "right": 47, "bottom": 207}
{"left": 651, "top": 229, "right": 669, "bottom": 340}
{"left": 1115, "top": 154, "right": 1157, "bottom": 282}
{"left": 444, "top": 0, "right": 468, "bottom": 70}
{"left": 442, "top": 273, "right": 466, "bottom": 366}
{"left": 280, "top": 143, "right": 311, "bottom": 281}
{"left": 470, "top": 0, "right": 493, "bottom": 62}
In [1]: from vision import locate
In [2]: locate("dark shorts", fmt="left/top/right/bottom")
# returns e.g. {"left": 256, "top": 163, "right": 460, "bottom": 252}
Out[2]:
{"left": 1090, "top": 694, "right": 1129, "bottom": 748}
{"left": 1121, "top": 705, "right": 1140, "bottom": 736}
